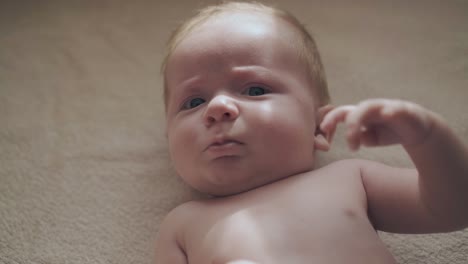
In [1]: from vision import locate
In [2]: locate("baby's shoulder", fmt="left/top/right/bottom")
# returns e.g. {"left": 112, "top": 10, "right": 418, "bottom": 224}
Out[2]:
{"left": 318, "top": 158, "right": 390, "bottom": 175}
{"left": 321, "top": 158, "right": 370, "bottom": 169}
{"left": 302, "top": 158, "right": 390, "bottom": 188}
{"left": 157, "top": 200, "right": 206, "bottom": 242}
{"left": 310, "top": 158, "right": 367, "bottom": 179}
{"left": 163, "top": 199, "right": 205, "bottom": 224}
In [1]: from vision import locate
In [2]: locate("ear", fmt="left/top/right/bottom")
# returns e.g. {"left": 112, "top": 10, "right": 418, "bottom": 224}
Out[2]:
{"left": 314, "top": 104, "right": 335, "bottom": 152}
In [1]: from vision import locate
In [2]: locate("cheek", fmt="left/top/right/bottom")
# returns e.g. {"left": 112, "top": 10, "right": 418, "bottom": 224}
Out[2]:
{"left": 251, "top": 99, "right": 317, "bottom": 161}
{"left": 167, "top": 118, "right": 199, "bottom": 161}
{"left": 248, "top": 101, "right": 316, "bottom": 175}
{"left": 252, "top": 99, "right": 316, "bottom": 137}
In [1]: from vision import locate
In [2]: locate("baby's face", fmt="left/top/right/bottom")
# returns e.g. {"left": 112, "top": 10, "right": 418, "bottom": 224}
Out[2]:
{"left": 165, "top": 12, "right": 320, "bottom": 196}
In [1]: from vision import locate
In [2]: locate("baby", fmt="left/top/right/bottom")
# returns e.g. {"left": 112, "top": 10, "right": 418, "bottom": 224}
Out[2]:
{"left": 156, "top": 2, "right": 468, "bottom": 263}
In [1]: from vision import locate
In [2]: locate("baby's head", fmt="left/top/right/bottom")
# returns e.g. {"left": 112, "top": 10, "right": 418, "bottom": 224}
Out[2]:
{"left": 162, "top": 1, "right": 333, "bottom": 196}
{"left": 162, "top": 1, "right": 330, "bottom": 109}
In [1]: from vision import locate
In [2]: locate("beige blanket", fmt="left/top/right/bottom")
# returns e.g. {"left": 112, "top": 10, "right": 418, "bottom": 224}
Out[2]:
{"left": 1, "top": 1, "right": 467, "bottom": 263}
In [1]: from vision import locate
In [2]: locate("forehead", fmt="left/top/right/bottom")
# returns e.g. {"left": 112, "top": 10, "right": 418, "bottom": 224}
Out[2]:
{"left": 165, "top": 11, "right": 306, "bottom": 79}
{"left": 192, "top": 11, "right": 281, "bottom": 45}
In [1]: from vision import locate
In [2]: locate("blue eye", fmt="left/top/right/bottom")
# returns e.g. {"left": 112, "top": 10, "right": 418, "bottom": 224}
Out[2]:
{"left": 182, "top": 97, "right": 205, "bottom": 109}
{"left": 247, "top": 86, "right": 267, "bottom": 96}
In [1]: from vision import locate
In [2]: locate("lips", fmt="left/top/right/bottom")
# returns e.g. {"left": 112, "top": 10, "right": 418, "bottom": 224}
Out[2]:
{"left": 206, "top": 139, "right": 242, "bottom": 149}
{"left": 204, "top": 138, "right": 244, "bottom": 158}
{"left": 209, "top": 140, "right": 240, "bottom": 148}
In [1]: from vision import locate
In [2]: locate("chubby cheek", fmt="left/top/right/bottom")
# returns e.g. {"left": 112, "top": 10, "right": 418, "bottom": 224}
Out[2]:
{"left": 167, "top": 118, "right": 200, "bottom": 169}
{"left": 255, "top": 99, "right": 315, "bottom": 137}
{"left": 252, "top": 99, "right": 316, "bottom": 162}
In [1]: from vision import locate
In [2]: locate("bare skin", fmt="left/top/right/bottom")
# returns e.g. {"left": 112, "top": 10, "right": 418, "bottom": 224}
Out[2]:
{"left": 157, "top": 98, "right": 468, "bottom": 263}
{"left": 157, "top": 7, "right": 468, "bottom": 264}
{"left": 158, "top": 160, "right": 398, "bottom": 264}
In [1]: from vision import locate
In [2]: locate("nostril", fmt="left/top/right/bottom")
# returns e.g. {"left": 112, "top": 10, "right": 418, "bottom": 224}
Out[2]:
{"left": 207, "top": 116, "right": 215, "bottom": 123}
{"left": 223, "top": 112, "right": 231, "bottom": 118}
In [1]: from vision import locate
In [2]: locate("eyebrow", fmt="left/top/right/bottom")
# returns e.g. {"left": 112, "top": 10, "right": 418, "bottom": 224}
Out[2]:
{"left": 166, "top": 75, "right": 204, "bottom": 111}
{"left": 176, "top": 75, "right": 202, "bottom": 90}
{"left": 169, "top": 65, "right": 278, "bottom": 106}
{"left": 231, "top": 65, "right": 273, "bottom": 76}
{"left": 171, "top": 75, "right": 203, "bottom": 97}
{"left": 231, "top": 65, "right": 280, "bottom": 87}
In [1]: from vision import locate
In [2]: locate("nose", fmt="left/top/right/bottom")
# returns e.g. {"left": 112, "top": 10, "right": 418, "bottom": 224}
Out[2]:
{"left": 203, "top": 94, "right": 239, "bottom": 127}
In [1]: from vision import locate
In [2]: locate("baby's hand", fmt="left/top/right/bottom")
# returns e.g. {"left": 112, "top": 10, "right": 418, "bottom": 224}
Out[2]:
{"left": 320, "top": 99, "right": 434, "bottom": 151}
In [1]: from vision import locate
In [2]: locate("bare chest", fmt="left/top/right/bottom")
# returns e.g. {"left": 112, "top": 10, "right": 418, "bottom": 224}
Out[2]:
{"left": 183, "top": 172, "right": 396, "bottom": 263}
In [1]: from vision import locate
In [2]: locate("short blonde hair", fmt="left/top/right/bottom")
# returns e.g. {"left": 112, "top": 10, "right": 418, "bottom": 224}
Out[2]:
{"left": 161, "top": 1, "right": 330, "bottom": 110}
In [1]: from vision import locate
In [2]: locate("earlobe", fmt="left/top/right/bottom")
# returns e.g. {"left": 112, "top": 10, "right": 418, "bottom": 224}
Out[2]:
{"left": 314, "top": 104, "right": 335, "bottom": 151}
{"left": 314, "top": 129, "right": 331, "bottom": 151}
{"left": 317, "top": 104, "right": 335, "bottom": 120}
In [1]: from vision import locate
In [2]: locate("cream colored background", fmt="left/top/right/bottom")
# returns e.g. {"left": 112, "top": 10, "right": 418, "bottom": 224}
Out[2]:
{"left": 1, "top": 0, "right": 467, "bottom": 263}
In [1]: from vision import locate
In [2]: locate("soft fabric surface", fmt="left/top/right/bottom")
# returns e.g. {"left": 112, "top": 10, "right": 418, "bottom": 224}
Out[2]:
{"left": 1, "top": 1, "right": 467, "bottom": 263}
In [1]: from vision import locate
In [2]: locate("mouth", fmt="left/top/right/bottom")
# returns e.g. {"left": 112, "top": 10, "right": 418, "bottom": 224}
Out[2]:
{"left": 206, "top": 139, "right": 242, "bottom": 149}
{"left": 204, "top": 138, "right": 244, "bottom": 157}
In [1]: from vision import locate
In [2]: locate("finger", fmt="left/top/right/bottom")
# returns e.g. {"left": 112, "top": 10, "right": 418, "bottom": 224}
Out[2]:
{"left": 346, "top": 100, "right": 392, "bottom": 128}
{"left": 346, "top": 125, "right": 363, "bottom": 151}
{"left": 379, "top": 101, "right": 432, "bottom": 146}
{"left": 345, "top": 100, "right": 388, "bottom": 131}
{"left": 320, "top": 105, "right": 355, "bottom": 133}
{"left": 345, "top": 100, "right": 388, "bottom": 150}
{"left": 345, "top": 99, "right": 425, "bottom": 149}
{"left": 359, "top": 126, "right": 401, "bottom": 147}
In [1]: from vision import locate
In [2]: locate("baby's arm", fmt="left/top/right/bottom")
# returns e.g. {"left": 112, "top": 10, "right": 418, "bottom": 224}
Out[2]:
{"left": 321, "top": 99, "right": 468, "bottom": 233}
{"left": 155, "top": 206, "right": 188, "bottom": 263}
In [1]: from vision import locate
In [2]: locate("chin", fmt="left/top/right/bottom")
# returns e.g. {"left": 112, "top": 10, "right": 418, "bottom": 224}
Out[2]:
{"left": 193, "top": 183, "right": 251, "bottom": 198}
{"left": 183, "top": 160, "right": 315, "bottom": 197}
{"left": 207, "top": 186, "right": 256, "bottom": 197}
{"left": 197, "top": 172, "right": 292, "bottom": 197}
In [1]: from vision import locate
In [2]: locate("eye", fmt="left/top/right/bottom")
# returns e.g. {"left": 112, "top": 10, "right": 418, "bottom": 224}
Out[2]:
{"left": 182, "top": 97, "right": 205, "bottom": 110}
{"left": 246, "top": 86, "right": 268, "bottom": 96}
